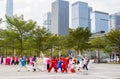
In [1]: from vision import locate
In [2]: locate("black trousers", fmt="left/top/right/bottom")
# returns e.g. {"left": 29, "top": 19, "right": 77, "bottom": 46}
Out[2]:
{"left": 83, "top": 64, "right": 88, "bottom": 70}
{"left": 47, "top": 64, "right": 50, "bottom": 70}
{"left": 11, "top": 60, "right": 15, "bottom": 65}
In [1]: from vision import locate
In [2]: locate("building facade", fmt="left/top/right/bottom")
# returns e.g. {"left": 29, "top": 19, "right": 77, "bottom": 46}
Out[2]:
{"left": 43, "top": 12, "right": 52, "bottom": 32}
{"left": 110, "top": 12, "right": 120, "bottom": 30}
{"left": 91, "top": 11, "right": 109, "bottom": 33}
{"left": 71, "top": 1, "right": 91, "bottom": 29}
{"left": 6, "top": 0, "right": 13, "bottom": 16}
{"left": 51, "top": 0, "right": 69, "bottom": 36}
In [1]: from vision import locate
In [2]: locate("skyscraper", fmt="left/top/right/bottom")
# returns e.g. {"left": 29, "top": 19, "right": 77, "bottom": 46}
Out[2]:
{"left": 71, "top": 1, "right": 91, "bottom": 29}
{"left": 110, "top": 12, "right": 120, "bottom": 30}
{"left": 91, "top": 11, "right": 109, "bottom": 33}
{"left": 43, "top": 12, "right": 52, "bottom": 32}
{"left": 51, "top": 0, "right": 69, "bottom": 36}
{"left": 6, "top": 0, "right": 13, "bottom": 16}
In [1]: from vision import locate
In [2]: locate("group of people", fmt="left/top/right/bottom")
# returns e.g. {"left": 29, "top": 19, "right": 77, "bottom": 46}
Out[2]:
{"left": 0, "top": 55, "right": 90, "bottom": 73}
{"left": 46, "top": 56, "right": 90, "bottom": 73}
{"left": 0, "top": 56, "right": 30, "bottom": 65}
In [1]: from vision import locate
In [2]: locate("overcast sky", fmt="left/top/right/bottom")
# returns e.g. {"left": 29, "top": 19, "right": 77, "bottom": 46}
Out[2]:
{"left": 0, "top": 0, "right": 120, "bottom": 26}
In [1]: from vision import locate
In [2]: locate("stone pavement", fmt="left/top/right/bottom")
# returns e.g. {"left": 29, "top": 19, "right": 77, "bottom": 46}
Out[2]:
{"left": 0, "top": 63, "right": 120, "bottom": 79}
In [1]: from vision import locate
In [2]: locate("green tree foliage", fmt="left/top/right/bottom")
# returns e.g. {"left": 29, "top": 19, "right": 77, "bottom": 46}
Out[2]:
{"left": 104, "top": 45, "right": 113, "bottom": 62}
{"left": 91, "top": 37, "right": 106, "bottom": 48}
{"left": 65, "top": 29, "right": 75, "bottom": 49}
{"left": 91, "top": 37, "right": 106, "bottom": 63}
{"left": 46, "top": 34, "right": 60, "bottom": 57}
{"left": 31, "top": 27, "right": 50, "bottom": 56}
{"left": 0, "top": 29, "right": 5, "bottom": 56}
{"left": 4, "top": 30, "right": 21, "bottom": 55}
{"left": 6, "top": 15, "right": 36, "bottom": 55}
{"left": 106, "top": 30, "right": 120, "bottom": 63}
{"left": 67, "top": 27, "right": 92, "bottom": 54}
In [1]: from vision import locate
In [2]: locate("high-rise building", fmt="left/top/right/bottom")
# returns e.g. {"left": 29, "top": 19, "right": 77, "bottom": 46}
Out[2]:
{"left": 91, "top": 11, "right": 109, "bottom": 33}
{"left": 110, "top": 12, "right": 120, "bottom": 30}
{"left": 6, "top": 0, "right": 13, "bottom": 16}
{"left": 51, "top": 0, "right": 69, "bottom": 36}
{"left": 88, "top": 7, "right": 93, "bottom": 30}
{"left": 71, "top": 1, "right": 92, "bottom": 29}
{"left": 43, "top": 12, "right": 52, "bottom": 32}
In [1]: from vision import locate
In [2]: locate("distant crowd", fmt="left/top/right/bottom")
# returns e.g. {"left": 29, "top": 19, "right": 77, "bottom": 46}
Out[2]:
{"left": 0, "top": 55, "right": 90, "bottom": 73}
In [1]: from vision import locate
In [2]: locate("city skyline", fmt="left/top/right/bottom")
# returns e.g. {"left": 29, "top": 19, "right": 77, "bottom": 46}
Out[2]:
{"left": 0, "top": 0, "right": 120, "bottom": 26}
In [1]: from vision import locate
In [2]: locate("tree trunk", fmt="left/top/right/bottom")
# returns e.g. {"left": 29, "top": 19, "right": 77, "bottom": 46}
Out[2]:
{"left": 51, "top": 48, "right": 53, "bottom": 58}
{"left": 94, "top": 51, "right": 97, "bottom": 63}
{"left": 30, "top": 47, "right": 32, "bottom": 56}
{"left": 109, "top": 54, "right": 111, "bottom": 62}
{"left": 6, "top": 47, "right": 7, "bottom": 57}
{"left": 38, "top": 45, "right": 41, "bottom": 56}
{"left": 98, "top": 48, "right": 100, "bottom": 63}
{"left": 119, "top": 47, "right": 120, "bottom": 63}
{"left": 20, "top": 35, "right": 23, "bottom": 56}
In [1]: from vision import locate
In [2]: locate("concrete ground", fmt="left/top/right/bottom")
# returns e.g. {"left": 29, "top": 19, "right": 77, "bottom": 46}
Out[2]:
{"left": 0, "top": 63, "right": 120, "bottom": 79}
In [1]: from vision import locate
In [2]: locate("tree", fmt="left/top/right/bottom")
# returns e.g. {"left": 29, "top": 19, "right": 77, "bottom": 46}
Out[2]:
{"left": 68, "top": 27, "right": 92, "bottom": 54}
{"left": 0, "top": 29, "right": 5, "bottom": 56}
{"left": 46, "top": 34, "right": 60, "bottom": 57}
{"left": 65, "top": 29, "right": 75, "bottom": 49}
{"left": 6, "top": 15, "right": 36, "bottom": 55}
{"left": 91, "top": 37, "right": 106, "bottom": 63}
{"left": 31, "top": 27, "right": 49, "bottom": 56}
{"left": 106, "top": 30, "right": 120, "bottom": 63}
{"left": 104, "top": 45, "right": 113, "bottom": 62}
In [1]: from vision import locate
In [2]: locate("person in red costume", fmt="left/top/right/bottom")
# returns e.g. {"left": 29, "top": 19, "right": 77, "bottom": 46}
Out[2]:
{"left": 48, "top": 57, "right": 57, "bottom": 73}
{"left": 62, "top": 57, "right": 69, "bottom": 73}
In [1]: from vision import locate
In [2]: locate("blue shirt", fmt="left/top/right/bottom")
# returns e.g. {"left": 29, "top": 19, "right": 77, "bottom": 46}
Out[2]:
{"left": 20, "top": 59, "right": 26, "bottom": 66}
{"left": 58, "top": 60, "right": 63, "bottom": 68}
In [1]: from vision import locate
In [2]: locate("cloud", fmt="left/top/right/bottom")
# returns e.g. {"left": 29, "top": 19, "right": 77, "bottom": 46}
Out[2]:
{"left": 0, "top": 0, "right": 6, "bottom": 19}
{"left": 1, "top": 0, "right": 120, "bottom": 26}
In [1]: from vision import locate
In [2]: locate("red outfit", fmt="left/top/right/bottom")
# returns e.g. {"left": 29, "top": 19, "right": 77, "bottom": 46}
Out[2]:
{"left": 62, "top": 58, "right": 69, "bottom": 73}
{"left": 6, "top": 57, "right": 11, "bottom": 65}
{"left": 70, "top": 68, "right": 76, "bottom": 73}
{"left": 74, "top": 59, "right": 77, "bottom": 64}
{"left": 48, "top": 58, "right": 57, "bottom": 72}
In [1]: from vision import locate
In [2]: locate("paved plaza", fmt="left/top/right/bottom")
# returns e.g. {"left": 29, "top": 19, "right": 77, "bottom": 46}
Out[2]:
{"left": 0, "top": 63, "right": 120, "bottom": 79}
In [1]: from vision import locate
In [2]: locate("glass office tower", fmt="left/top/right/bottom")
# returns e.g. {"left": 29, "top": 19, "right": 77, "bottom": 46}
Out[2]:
{"left": 43, "top": 12, "right": 52, "bottom": 32}
{"left": 110, "top": 12, "right": 120, "bottom": 30}
{"left": 6, "top": 0, "right": 13, "bottom": 16}
{"left": 72, "top": 1, "right": 91, "bottom": 29}
{"left": 52, "top": 0, "right": 69, "bottom": 36}
{"left": 91, "top": 11, "right": 109, "bottom": 33}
